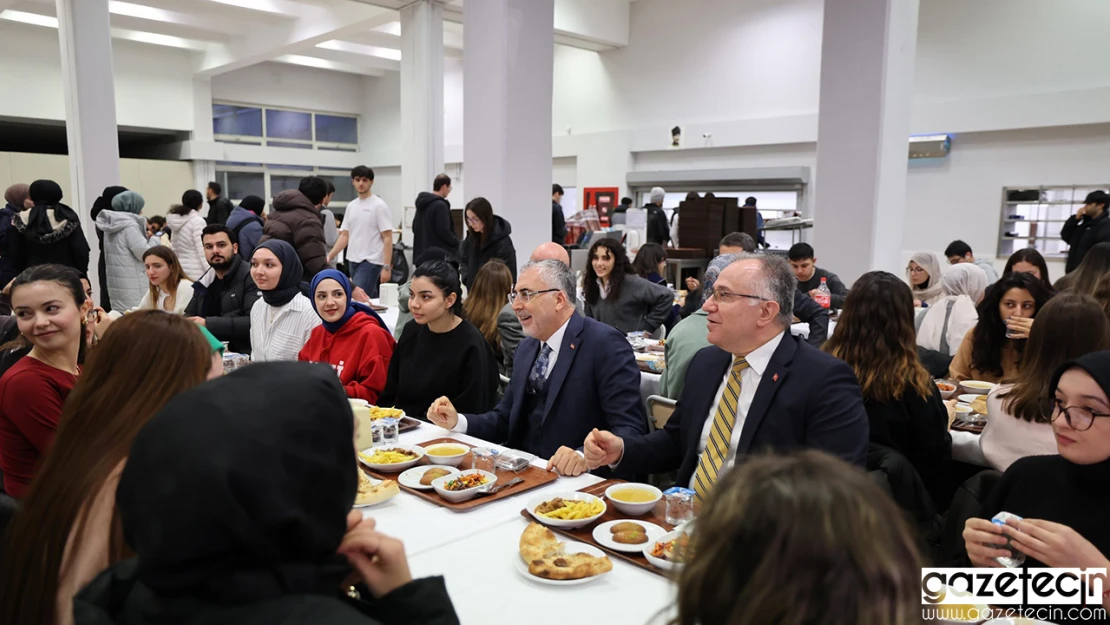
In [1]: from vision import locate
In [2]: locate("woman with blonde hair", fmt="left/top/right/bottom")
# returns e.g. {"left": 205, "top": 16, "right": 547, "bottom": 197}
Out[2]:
{"left": 99, "top": 247, "right": 194, "bottom": 330}
{"left": 462, "top": 259, "right": 518, "bottom": 377}
{"left": 0, "top": 311, "right": 215, "bottom": 625}
{"left": 671, "top": 451, "right": 925, "bottom": 625}
{"left": 906, "top": 251, "right": 945, "bottom": 307}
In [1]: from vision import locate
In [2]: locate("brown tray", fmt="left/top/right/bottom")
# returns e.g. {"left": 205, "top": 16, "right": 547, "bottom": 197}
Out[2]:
{"left": 398, "top": 415, "right": 422, "bottom": 432}
{"left": 951, "top": 420, "right": 985, "bottom": 434}
{"left": 362, "top": 437, "right": 557, "bottom": 512}
{"left": 518, "top": 479, "right": 682, "bottom": 578}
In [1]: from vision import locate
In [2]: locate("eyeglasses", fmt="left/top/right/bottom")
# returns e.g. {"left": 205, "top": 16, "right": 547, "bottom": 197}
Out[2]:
{"left": 909, "top": 266, "right": 928, "bottom": 274}
{"left": 466, "top": 215, "right": 481, "bottom": 225}
{"left": 1039, "top": 397, "right": 1110, "bottom": 432}
{"left": 508, "top": 288, "right": 560, "bottom": 304}
{"left": 707, "top": 287, "right": 770, "bottom": 304}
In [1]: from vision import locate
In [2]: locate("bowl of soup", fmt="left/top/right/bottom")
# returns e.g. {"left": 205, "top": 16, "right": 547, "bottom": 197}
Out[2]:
{"left": 959, "top": 380, "right": 996, "bottom": 395}
{"left": 605, "top": 483, "right": 663, "bottom": 516}
{"left": 423, "top": 443, "right": 470, "bottom": 466}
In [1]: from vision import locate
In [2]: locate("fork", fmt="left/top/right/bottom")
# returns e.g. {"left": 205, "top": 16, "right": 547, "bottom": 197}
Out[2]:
{"left": 476, "top": 477, "right": 524, "bottom": 497}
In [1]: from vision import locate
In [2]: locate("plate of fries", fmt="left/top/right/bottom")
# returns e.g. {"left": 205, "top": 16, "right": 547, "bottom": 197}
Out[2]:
{"left": 368, "top": 405, "right": 405, "bottom": 420}
{"left": 528, "top": 492, "right": 607, "bottom": 529}
{"left": 358, "top": 445, "right": 426, "bottom": 472}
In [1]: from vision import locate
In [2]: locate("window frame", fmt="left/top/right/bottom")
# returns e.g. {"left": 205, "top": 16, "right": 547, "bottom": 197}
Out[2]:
{"left": 212, "top": 100, "right": 359, "bottom": 151}
{"left": 214, "top": 163, "right": 356, "bottom": 209}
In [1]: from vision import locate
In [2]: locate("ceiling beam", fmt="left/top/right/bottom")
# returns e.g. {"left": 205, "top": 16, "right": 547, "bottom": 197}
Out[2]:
{"left": 196, "top": 1, "right": 395, "bottom": 76}
{"left": 273, "top": 54, "right": 384, "bottom": 76}
{"left": 307, "top": 45, "right": 399, "bottom": 72}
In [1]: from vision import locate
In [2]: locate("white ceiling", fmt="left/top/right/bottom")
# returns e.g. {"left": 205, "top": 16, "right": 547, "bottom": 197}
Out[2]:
{"left": 0, "top": 0, "right": 617, "bottom": 77}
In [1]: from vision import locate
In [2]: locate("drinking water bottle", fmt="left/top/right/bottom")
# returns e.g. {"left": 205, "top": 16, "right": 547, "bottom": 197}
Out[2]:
{"left": 991, "top": 511, "right": 1026, "bottom": 567}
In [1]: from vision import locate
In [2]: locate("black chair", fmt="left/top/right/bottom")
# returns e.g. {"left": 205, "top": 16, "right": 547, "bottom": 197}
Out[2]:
{"left": 939, "top": 468, "right": 1002, "bottom": 565}
{"left": 867, "top": 443, "right": 943, "bottom": 561}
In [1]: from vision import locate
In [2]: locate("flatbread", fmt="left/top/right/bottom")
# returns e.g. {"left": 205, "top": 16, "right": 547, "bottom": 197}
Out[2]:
{"left": 355, "top": 470, "right": 399, "bottom": 506}
{"left": 519, "top": 522, "right": 562, "bottom": 562}
{"left": 518, "top": 522, "right": 612, "bottom": 581}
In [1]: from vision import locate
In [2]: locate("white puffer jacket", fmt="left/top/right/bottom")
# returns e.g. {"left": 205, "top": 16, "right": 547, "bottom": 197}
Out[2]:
{"left": 94, "top": 210, "right": 154, "bottom": 310}
{"left": 166, "top": 210, "right": 208, "bottom": 280}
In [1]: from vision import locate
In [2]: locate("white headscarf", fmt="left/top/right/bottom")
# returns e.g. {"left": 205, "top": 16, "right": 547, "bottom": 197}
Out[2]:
{"left": 907, "top": 251, "right": 945, "bottom": 306}
{"left": 941, "top": 263, "right": 989, "bottom": 304}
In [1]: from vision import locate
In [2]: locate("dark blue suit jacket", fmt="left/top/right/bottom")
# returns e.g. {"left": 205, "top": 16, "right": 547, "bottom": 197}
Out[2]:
{"left": 466, "top": 312, "right": 648, "bottom": 461}
{"left": 620, "top": 333, "right": 869, "bottom": 486}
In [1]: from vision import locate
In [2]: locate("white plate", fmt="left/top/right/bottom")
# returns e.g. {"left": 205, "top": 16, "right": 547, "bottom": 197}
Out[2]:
{"left": 592, "top": 520, "right": 668, "bottom": 553}
{"left": 352, "top": 475, "right": 400, "bottom": 508}
{"left": 643, "top": 529, "right": 692, "bottom": 571}
{"left": 957, "top": 394, "right": 980, "bottom": 404}
{"left": 398, "top": 465, "right": 460, "bottom": 491}
{"left": 512, "top": 542, "right": 611, "bottom": 586}
{"left": 527, "top": 492, "right": 607, "bottom": 529}
{"left": 358, "top": 444, "right": 425, "bottom": 472}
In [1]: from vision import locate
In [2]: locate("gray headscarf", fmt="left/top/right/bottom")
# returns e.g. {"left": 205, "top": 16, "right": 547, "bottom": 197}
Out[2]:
{"left": 701, "top": 253, "right": 740, "bottom": 306}
{"left": 941, "top": 263, "right": 988, "bottom": 303}
{"left": 906, "top": 251, "right": 944, "bottom": 303}
{"left": 111, "top": 190, "right": 145, "bottom": 215}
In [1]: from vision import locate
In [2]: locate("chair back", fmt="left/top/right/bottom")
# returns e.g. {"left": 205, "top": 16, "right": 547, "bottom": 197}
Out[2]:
{"left": 645, "top": 394, "right": 676, "bottom": 431}
{"left": 939, "top": 469, "right": 1002, "bottom": 565}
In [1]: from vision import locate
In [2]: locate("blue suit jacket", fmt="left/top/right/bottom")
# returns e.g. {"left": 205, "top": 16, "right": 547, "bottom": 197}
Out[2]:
{"left": 466, "top": 312, "right": 648, "bottom": 463}
{"left": 620, "top": 333, "right": 869, "bottom": 486}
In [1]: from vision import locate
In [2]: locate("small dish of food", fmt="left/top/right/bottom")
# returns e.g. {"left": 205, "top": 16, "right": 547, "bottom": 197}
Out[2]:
{"left": 956, "top": 394, "right": 979, "bottom": 404}
{"left": 431, "top": 470, "right": 497, "bottom": 503}
{"left": 959, "top": 380, "right": 997, "bottom": 395}
{"left": 422, "top": 442, "right": 470, "bottom": 467}
{"left": 954, "top": 403, "right": 973, "bottom": 417}
{"left": 358, "top": 445, "right": 425, "bottom": 472}
{"left": 528, "top": 492, "right": 607, "bottom": 529}
{"left": 935, "top": 380, "right": 958, "bottom": 400}
{"left": 605, "top": 483, "right": 662, "bottom": 516}
{"left": 644, "top": 529, "right": 694, "bottom": 571}
{"left": 517, "top": 522, "right": 612, "bottom": 586}
{"left": 591, "top": 519, "right": 668, "bottom": 553}
{"left": 399, "top": 465, "right": 460, "bottom": 491}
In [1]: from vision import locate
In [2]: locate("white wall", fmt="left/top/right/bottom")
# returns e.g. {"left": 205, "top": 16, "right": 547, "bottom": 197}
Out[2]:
{"left": 0, "top": 22, "right": 196, "bottom": 130}
{"left": 212, "top": 62, "right": 370, "bottom": 116}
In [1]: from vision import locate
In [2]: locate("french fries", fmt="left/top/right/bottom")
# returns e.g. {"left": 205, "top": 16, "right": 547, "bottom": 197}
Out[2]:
{"left": 538, "top": 499, "right": 604, "bottom": 520}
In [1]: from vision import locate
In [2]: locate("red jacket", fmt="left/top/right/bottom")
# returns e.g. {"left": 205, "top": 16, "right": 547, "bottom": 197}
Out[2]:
{"left": 298, "top": 312, "right": 395, "bottom": 402}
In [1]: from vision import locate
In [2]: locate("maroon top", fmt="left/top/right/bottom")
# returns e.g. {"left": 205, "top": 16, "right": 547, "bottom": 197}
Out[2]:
{"left": 0, "top": 356, "right": 78, "bottom": 498}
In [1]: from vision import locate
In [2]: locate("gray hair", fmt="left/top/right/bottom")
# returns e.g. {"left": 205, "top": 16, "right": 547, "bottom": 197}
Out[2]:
{"left": 722, "top": 252, "right": 795, "bottom": 328}
{"left": 649, "top": 187, "right": 665, "bottom": 204}
{"left": 521, "top": 259, "right": 577, "bottom": 306}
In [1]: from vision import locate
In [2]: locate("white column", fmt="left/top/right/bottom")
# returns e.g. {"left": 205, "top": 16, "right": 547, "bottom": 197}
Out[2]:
{"left": 812, "top": 0, "right": 919, "bottom": 284}
{"left": 191, "top": 77, "right": 216, "bottom": 196}
{"left": 57, "top": 0, "right": 120, "bottom": 297}
{"left": 400, "top": 0, "right": 445, "bottom": 233}
{"left": 464, "top": 0, "right": 554, "bottom": 267}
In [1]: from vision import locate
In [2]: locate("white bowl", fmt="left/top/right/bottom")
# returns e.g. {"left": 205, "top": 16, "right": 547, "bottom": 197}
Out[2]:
{"left": 422, "top": 442, "right": 470, "bottom": 467}
{"left": 359, "top": 445, "right": 425, "bottom": 473}
{"left": 959, "top": 380, "right": 996, "bottom": 395}
{"left": 528, "top": 491, "right": 607, "bottom": 529}
{"left": 431, "top": 470, "right": 497, "bottom": 503}
{"left": 954, "top": 404, "right": 973, "bottom": 416}
{"left": 957, "top": 394, "right": 979, "bottom": 404}
{"left": 643, "top": 529, "right": 692, "bottom": 571}
{"left": 604, "top": 483, "right": 662, "bottom": 516}
{"left": 935, "top": 380, "right": 958, "bottom": 400}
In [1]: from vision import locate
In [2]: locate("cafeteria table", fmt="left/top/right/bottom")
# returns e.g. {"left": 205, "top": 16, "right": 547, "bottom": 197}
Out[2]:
{"left": 367, "top": 427, "right": 677, "bottom": 625}
{"left": 951, "top": 429, "right": 989, "bottom": 467}
{"left": 790, "top": 319, "right": 837, "bottom": 340}
{"left": 368, "top": 299, "right": 399, "bottom": 335}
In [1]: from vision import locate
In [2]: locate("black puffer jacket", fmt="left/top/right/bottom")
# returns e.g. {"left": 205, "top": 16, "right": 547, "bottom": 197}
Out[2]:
{"left": 183, "top": 254, "right": 261, "bottom": 354}
{"left": 207, "top": 196, "right": 233, "bottom": 226}
{"left": 11, "top": 208, "right": 90, "bottom": 275}
{"left": 459, "top": 215, "right": 517, "bottom": 290}
{"left": 413, "top": 192, "right": 458, "bottom": 260}
{"left": 260, "top": 190, "right": 328, "bottom": 278}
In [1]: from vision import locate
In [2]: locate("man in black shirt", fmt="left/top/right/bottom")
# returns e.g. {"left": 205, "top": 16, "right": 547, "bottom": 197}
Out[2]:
{"left": 551, "top": 184, "right": 567, "bottom": 244}
{"left": 1061, "top": 190, "right": 1110, "bottom": 273}
{"left": 644, "top": 187, "right": 670, "bottom": 246}
{"left": 205, "top": 182, "right": 233, "bottom": 226}
{"left": 787, "top": 242, "right": 848, "bottom": 309}
{"left": 185, "top": 224, "right": 261, "bottom": 354}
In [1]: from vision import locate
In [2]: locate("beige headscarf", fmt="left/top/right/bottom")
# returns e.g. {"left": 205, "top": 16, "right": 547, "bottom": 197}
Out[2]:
{"left": 907, "top": 251, "right": 945, "bottom": 305}
{"left": 941, "top": 263, "right": 989, "bottom": 304}
{"left": 4, "top": 184, "right": 29, "bottom": 209}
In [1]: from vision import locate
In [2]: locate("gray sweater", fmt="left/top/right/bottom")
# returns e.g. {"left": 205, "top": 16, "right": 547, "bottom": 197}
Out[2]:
{"left": 584, "top": 274, "right": 674, "bottom": 335}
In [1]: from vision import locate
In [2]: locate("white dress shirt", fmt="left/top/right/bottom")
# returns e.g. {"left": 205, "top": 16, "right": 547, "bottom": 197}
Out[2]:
{"left": 687, "top": 331, "right": 785, "bottom": 489}
{"left": 453, "top": 316, "right": 572, "bottom": 433}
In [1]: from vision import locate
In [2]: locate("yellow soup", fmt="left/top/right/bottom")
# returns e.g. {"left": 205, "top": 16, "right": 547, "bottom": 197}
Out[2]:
{"left": 611, "top": 489, "right": 655, "bottom": 503}
{"left": 427, "top": 446, "right": 467, "bottom": 457}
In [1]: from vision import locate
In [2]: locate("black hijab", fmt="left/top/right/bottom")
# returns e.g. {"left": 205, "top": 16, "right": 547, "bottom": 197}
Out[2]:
{"left": 115, "top": 362, "right": 357, "bottom": 604}
{"left": 1049, "top": 351, "right": 1110, "bottom": 482}
{"left": 255, "top": 239, "right": 305, "bottom": 307}
{"left": 90, "top": 185, "right": 128, "bottom": 221}
{"left": 24, "top": 179, "right": 81, "bottom": 237}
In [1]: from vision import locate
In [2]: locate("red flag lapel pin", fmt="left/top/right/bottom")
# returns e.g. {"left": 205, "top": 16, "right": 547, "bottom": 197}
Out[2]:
{"left": 570, "top": 343, "right": 576, "bottom": 350}
{"left": 772, "top": 373, "right": 779, "bottom": 382}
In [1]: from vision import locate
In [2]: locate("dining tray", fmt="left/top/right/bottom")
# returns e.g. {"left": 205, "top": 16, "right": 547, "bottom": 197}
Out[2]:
{"left": 518, "top": 479, "right": 682, "bottom": 578}
{"left": 951, "top": 420, "right": 985, "bottom": 434}
{"left": 397, "top": 416, "right": 422, "bottom": 433}
{"left": 362, "top": 437, "right": 556, "bottom": 512}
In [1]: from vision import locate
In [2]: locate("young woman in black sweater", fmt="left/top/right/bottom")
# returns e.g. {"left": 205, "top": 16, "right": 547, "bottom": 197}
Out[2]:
{"left": 824, "top": 271, "right": 953, "bottom": 509}
{"left": 964, "top": 351, "right": 1110, "bottom": 579}
{"left": 378, "top": 259, "right": 498, "bottom": 420}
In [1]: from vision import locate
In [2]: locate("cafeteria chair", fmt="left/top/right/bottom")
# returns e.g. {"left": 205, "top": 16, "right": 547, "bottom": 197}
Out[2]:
{"left": 645, "top": 395, "right": 676, "bottom": 431}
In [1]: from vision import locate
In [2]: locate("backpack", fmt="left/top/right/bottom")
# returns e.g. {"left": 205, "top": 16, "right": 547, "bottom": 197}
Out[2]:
{"left": 390, "top": 241, "right": 410, "bottom": 284}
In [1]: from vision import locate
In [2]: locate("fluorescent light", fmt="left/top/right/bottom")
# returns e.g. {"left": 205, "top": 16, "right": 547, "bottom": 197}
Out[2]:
{"left": 0, "top": 10, "right": 59, "bottom": 28}
{"left": 316, "top": 40, "right": 401, "bottom": 61}
{"left": 278, "top": 55, "right": 338, "bottom": 70}
{"left": 112, "top": 28, "right": 208, "bottom": 50}
{"left": 371, "top": 21, "right": 401, "bottom": 36}
{"left": 108, "top": 1, "right": 174, "bottom": 22}
{"left": 203, "top": 0, "right": 291, "bottom": 15}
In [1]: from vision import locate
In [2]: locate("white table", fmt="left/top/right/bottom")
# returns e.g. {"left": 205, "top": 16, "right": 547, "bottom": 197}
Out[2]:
{"left": 369, "top": 427, "right": 676, "bottom": 624}
{"left": 368, "top": 299, "right": 399, "bottom": 335}
{"left": 641, "top": 371, "right": 663, "bottom": 402}
{"left": 790, "top": 319, "right": 836, "bottom": 340}
{"left": 951, "top": 429, "right": 989, "bottom": 466}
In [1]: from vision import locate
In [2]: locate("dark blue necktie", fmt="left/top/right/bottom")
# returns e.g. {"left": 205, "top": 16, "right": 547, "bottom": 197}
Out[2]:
{"left": 528, "top": 344, "right": 553, "bottom": 394}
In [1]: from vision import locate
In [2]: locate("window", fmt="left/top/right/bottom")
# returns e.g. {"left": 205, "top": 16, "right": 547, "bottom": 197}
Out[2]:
{"left": 215, "top": 163, "right": 356, "bottom": 208}
{"left": 320, "top": 174, "right": 356, "bottom": 202}
{"left": 213, "top": 102, "right": 358, "bottom": 151}
{"left": 998, "top": 185, "right": 1109, "bottom": 260}
{"left": 269, "top": 175, "right": 304, "bottom": 198}
{"left": 219, "top": 171, "right": 265, "bottom": 201}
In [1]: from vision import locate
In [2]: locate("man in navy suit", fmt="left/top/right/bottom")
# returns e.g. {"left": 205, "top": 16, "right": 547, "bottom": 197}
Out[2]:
{"left": 584, "top": 253, "right": 868, "bottom": 498}
{"left": 429, "top": 259, "right": 647, "bottom": 476}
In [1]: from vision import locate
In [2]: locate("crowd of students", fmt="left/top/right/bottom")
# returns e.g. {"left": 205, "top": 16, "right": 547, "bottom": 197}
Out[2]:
{"left": 2, "top": 171, "right": 1110, "bottom": 624}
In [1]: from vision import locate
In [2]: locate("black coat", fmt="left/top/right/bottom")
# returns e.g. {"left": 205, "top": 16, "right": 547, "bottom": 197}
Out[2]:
{"left": 184, "top": 254, "right": 261, "bottom": 354}
{"left": 1061, "top": 209, "right": 1110, "bottom": 273}
{"left": 645, "top": 203, "right": 670, "bottom": 246}
{"left": 206, "top": 196, "right": 233, "bottom": 226}
{"left": 10, "top": 211, "right": 90, "bottom": 276}
{"left": 459, "top": 215, "right": 517, "bottom": 289}
{"left": 552, "top": 200, "right": 567, "bottom": 244}
{"left": 864, "top": 383, "right": 953, "bottom": 509}
{"left": 413, "top": 192, "right": 459, "bottom": 260}
{"left": 0, "top": 204, "right": 22, "bottom": 287}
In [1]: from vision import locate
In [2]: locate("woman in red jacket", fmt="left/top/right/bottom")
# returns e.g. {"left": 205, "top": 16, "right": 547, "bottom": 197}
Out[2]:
{"left": 299, "top": 269, "right": 395, "bottom": 402}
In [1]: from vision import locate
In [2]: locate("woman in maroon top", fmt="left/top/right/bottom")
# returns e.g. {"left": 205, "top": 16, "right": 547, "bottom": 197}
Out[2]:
{"left": 0, "top": 264, "right": 90, "bottom": 497}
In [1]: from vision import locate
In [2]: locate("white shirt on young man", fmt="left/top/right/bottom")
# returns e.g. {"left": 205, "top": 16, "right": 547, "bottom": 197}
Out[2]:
{"left": 452, "top": 315, "right": 572, "bottom": 434}
{"left": 340, "top": 195, "right": 393, "bottom": 264}
{"left": 688, "top": 330, "right": 785, "bottom": 489}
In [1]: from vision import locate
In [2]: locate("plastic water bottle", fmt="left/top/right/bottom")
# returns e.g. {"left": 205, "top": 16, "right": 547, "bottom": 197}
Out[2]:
{"left": 814, "top": 277, "right": 832, "bottom": 309}
{"left": 991, "top": 512, "right": 1027, "bottom": 567}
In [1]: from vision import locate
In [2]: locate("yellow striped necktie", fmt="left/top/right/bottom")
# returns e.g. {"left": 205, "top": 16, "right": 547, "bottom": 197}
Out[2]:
{"left": 692, "top": 357, "right": 749, "bottom": 502}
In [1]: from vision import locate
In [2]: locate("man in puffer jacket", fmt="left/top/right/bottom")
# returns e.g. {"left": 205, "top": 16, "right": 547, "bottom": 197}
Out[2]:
{"left": 225, "top": 195, "right": 265, "bottom": 261}
{"left": 95, "top": 190, "right": 156, "bottom": 310}
{"left": 260, "top": 189, "right": 328, "bottom": 278}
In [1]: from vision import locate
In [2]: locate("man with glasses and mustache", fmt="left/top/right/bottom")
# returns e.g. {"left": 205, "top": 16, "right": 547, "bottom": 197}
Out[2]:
{"left": 428, "top": 259, "right": 646, "bottom": 477}
{"left": 185, "top": 224, "right": 262, "bottom": 355}
{"left": 583, "top": 253, "right": 868, "bottom": 500}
